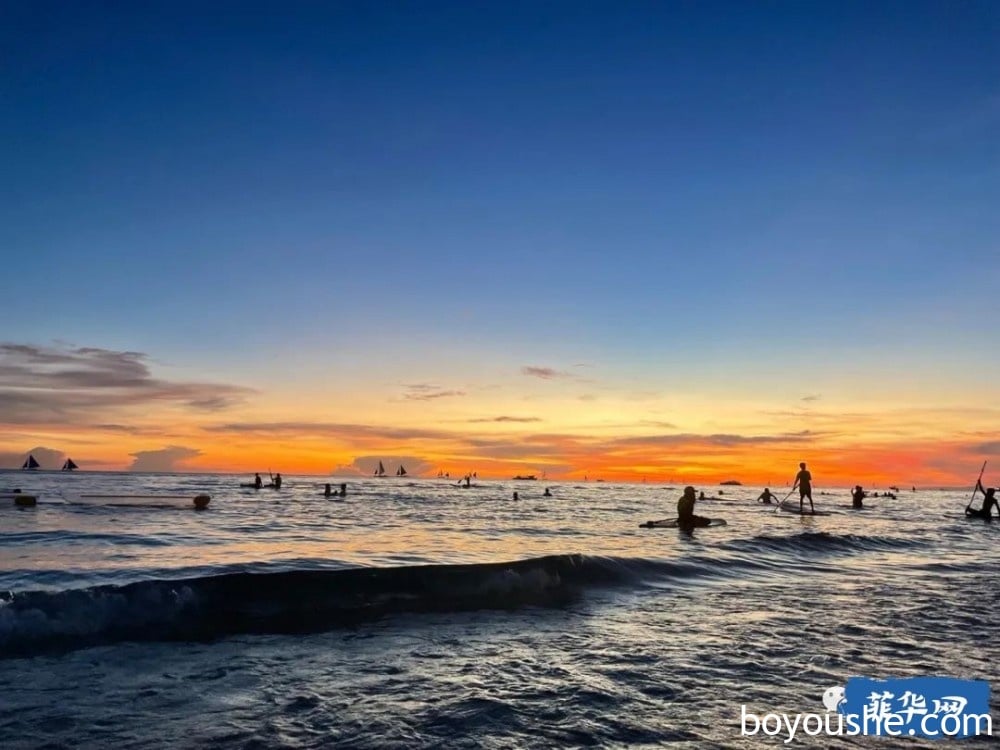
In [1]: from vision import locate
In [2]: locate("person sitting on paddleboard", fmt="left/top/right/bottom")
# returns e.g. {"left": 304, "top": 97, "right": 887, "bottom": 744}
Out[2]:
{"left": 757, "top": 487, "right": 777, "bottom": 504}
{"left": 254, "top": 473, "right": 263, "bottom": 489}
{"left": 677, "top": 486, "right": 711, "bottom": 528}
{"left": 967, "top": 481, "right": 1000, "bottom": 519}
{"left": 852, "top": 485, "right": 865, "bottom": 509}
{"left": 792, "top": 462, "right": 815, "bottom": 513}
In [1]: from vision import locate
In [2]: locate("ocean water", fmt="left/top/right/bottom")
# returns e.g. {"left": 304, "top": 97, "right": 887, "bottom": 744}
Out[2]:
{"left": 1, "top": 471, "right": 997, "bottom": 748}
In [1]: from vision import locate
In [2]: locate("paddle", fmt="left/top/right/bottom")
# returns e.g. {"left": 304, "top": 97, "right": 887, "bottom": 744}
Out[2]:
{"left": 773, "top": 486, "right": 797, "bottom": 512}
{"left": 966, "top": 460, "right": 987, "bottom": 512}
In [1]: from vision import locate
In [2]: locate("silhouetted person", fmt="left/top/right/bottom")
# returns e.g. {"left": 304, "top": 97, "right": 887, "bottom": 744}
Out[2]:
{"left": 340, "top": 483, "right": 347, "bottom": 497}
{"left": 698, "top": 491, "right": 706, "bottom": 500}
{"left": 757, "top": 488, "right": 777, "bottom": 504}
{"left": 513, "top": 491, "right": 519, "bottom": 501}
{"left": 543, "top": 488, "right": 552, "bottom": 497}
{"left": 274, "top": 473, "right": 282, "bottom": 489}
{"left": 852, "top": 485, "right": 865, "bottom": 509}
{"left": 792, "top": 462, "right": 814, "bottom": 513}
{"left": 967, "top": 480, "right": 1000, "bottom": 519}
{"left": 324, "top": 483, "right": 333, "bottom": 497}
{"left": 677, "top": 486, "right": 711, "bottom": 529}
{"left": 254, "top": 473, "right": 263, "bottom": 489}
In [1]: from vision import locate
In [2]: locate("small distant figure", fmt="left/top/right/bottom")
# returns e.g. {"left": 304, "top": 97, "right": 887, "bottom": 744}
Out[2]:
{"left": 464, "top": 475, "right": 471, "bottom": 488}
{"left": 757, "top": 488, "right": 777, "bottom": 504}
{"left": 677, "top": 486, "right": 711, "bottom": 529}
{"left": 254, "top": 473, "right": 263, "bottom": 489}
{"left": 912, "top": 486, "right": 916, "bottom": 492}
{"left": 792, "top": 462, "right": 814, "bottom": 513}
{"left": 513, "top": 491, "right": 519, "bottom": 501}
{"left": 340, "top": 482, "right": 347, "bottom": 497}
{"left": 543, "top": 488, "right": 552, "bottom": 497}
{"left": 851, "top": 485, "right": 865, "bottom": 509}
{"left": 274, "top": 473, "right": 283, "bottom": 489}
{"left": 698, "top": 491, "right": 706, "bottom": 500}
{"left": 324, "top": 483, "right": 333, "bottom": 497}
{"left": 967, "top": 480, "right": 1000, "bottom": 519}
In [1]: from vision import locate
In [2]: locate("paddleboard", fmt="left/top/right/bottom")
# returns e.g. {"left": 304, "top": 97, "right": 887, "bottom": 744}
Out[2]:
{"left": 953, "top": 511, "right": 996, "bottom": 521}
{"left": 779, "top": 501, "right": 831, "bottom": 516}
{"left": 639, "top": 518, "right": 728, "bottom": 529}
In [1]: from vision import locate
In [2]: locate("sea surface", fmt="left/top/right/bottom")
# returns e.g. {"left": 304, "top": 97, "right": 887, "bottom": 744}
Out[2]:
{"left": 1, "top": 471, "right": 997, "bottom": 748}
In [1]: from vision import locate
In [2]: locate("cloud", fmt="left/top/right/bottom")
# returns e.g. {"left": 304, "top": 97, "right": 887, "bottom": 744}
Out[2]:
{"left": 203, "top": 421, "right": 454, "bottom": 442}
{"left": 0, "top": 343, "right": 253, "bottom": 425}
{"left": 0, "top": 445, "right": 66, "bottom": 470}
{"left": 971, "top": 441, "right": 1000, "bottom": 455}
{"left": 521, "top": 366, "right": 572, "bottom": 380}
{"left": 400, "top": 384, "right": 466, "bottom": 401}
{"left": 468, "top": 416, "right": 542, "bottom": 423}
{"left": 129, "top": 445, "right": 202, "bottom": 472}
{"left": 801, "top": 394, "right": 821, "bottom": 402}
{"left": 610, "top": 431, "right": 821, "bottom": 448}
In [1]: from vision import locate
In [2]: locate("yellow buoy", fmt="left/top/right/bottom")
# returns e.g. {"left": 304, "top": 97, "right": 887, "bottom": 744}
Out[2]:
{"left": 193, "top": 494, "right": 211, "bottom": 510}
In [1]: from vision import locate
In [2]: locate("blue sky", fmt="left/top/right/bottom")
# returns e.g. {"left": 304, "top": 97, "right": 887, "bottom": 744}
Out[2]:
{"left": 1, "top": 1, "right": 998, "bottom": 477}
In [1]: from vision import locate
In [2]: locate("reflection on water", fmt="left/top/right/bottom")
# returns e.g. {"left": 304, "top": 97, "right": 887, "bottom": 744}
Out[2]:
{"left": 1, "top": 472, "right": 998, "bottom": 748}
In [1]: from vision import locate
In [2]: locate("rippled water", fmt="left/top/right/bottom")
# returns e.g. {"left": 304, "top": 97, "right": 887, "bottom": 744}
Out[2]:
{"left": 1, "top": 471, "right": 997, "bottom": 748}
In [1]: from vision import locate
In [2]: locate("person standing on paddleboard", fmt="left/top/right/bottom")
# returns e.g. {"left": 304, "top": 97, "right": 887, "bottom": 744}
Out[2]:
{"left": 677, "top": 486, "right": 711, "bottom": 528}
{"left": 792, "top": 462, "right": 815, "bottom": 514}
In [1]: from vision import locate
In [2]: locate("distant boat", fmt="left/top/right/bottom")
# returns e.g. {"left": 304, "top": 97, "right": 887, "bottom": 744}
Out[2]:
{"left": 374, "top": 461, "right": 386, "bottom": 477}
{"left": 21, "top": 455, "right": 40, "bottom": 470}
{"left": 62, "top": 458, "right": 79, "bottom": 471}
{"left": 512, "top": 475, "right": 537, "bottom": 481}
{"left": 396, "top": 465, "right": 407, "bottom": 477}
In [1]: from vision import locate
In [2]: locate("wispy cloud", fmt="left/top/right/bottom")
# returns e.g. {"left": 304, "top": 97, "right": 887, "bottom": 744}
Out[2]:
{"left": 971, "top": 441, "right": 1000, "bottom": 455}
{"left": 0, "top": 343, "right": 253, "bottom": 425}
{"left": 400, "top": 383, "right": 466, "bottom": 401}
{"left": 521, "top": 366, "right": 572, "bottom": 380}
{"left": 202, "top": 421, "right": 456, "bottom": 442}
{"left": 468, "top": 416, "right": 542, "bottom": 423}
{"left": 801, "top": 394, "right": 821, "bottom": 403}
{"left": 611, "top": 430, "right": 821, "bottom": 447}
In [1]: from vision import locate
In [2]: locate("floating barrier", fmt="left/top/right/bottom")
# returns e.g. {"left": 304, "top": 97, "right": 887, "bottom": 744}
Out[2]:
{"left": 66, "top": 494, "right": 211, "bottom": 510}
{"left": 1, "top": 491, "right": 37, "bottom": 507}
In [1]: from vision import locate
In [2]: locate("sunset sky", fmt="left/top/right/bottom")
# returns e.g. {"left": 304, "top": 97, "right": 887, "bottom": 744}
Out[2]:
{"left": 2, "top": 1, "right": 997, "bottom": 486}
